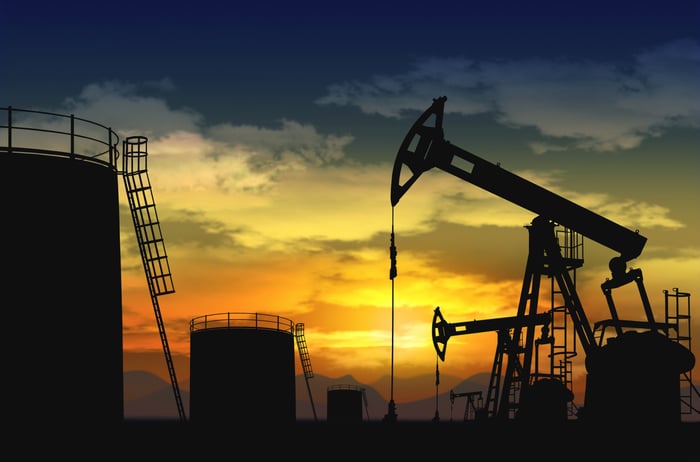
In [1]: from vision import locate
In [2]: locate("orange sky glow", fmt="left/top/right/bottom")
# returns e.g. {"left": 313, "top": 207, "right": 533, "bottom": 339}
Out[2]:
{"left": 119, "top": 144, "right": 700, "bottom": 405}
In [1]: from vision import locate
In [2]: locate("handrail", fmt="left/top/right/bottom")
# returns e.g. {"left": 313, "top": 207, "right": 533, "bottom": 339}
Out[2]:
{"left": 190, "top": 312, "right": 295, "bottom": 334}
{"left": 0, "top": 106, "right": 120, "bottom": 170}
{"left": 328, "top": 384, "right": 364, "bottom": 392}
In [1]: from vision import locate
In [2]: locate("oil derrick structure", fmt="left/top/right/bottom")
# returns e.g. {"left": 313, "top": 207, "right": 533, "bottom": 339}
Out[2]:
{"left": 433, "top": 308, "right": 558, "bottom": 420}
{"left": 449, "top": 390, "right": 484, "bottom": 422}
{"left": 295, "top": 322, "right": 318, "bottom": 421}
{"left": 122, "top": 136, "right": 186, "bottom": 422}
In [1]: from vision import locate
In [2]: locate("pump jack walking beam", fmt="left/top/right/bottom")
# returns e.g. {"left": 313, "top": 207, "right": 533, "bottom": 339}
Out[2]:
{"left": 393, "top": 96, "right": 656, "bottom": 347}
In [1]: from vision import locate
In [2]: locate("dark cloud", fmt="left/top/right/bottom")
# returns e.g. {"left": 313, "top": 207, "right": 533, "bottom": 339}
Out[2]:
{"left": 317, "top": 40, "right": 700, "bottom": 152}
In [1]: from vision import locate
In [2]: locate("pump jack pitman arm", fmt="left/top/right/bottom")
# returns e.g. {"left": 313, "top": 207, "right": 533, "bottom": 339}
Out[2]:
{"left": 390, "top": 96, "right": 647, "bottom": 269}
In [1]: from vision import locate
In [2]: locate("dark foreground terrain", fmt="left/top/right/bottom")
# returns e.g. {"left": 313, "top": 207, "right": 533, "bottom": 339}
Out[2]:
{"left": 107, "top": 419, "right": 699, "bottom": 457}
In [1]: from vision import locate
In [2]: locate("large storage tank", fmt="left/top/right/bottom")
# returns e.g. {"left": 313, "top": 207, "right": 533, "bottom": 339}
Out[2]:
{"left": 583, "top": 330, "right": 695, "bottom": 424}
{"left": 189, "top": 312, "right": 296, "bottom": 424}
{"left": 327, "top": 384, "right": 365, "bottom": 423}
{"left": 1, "top": 107, "right": 123, "bottom": 424}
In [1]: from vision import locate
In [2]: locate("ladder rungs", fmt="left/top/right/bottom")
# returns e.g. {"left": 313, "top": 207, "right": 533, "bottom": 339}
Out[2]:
{"left": 130, "top": 203, "right": 156, "bottom": 212}
{"left": 126, "top": 185, "right": 152, "bottom": 193}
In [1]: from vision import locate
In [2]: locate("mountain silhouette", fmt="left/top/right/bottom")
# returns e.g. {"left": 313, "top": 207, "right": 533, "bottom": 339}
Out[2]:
{"left": 125, "top": 369, "right": 700, "bottom": 423}
{"left": 124, "top": 370, "right": 190, "bottom": 420}
{"left": 124, "top": 370, "right": 469, "bottom": 421}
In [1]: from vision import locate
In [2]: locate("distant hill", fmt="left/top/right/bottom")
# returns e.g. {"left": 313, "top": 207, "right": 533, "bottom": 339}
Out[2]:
{"left": 294, "top": 371, "right": 492, "bottom": 422}
{"left": 124, "top": 370, "right": 474, "bottom": 421}
{"left": 124, "top": 370, "right": 190, "bottom": 419}
{"left": 122, "top": 370, "right": 485, "bottom": 422}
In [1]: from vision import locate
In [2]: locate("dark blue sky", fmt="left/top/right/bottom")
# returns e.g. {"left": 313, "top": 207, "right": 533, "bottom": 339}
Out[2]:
{"left": 2, "top": 0, "right": 698, "bottom": 227}
{"left": 3, "top": 1, "right": 698, "bottom": 127}
{"left": 2, "top": 1, "right": 699, "bottom": 263}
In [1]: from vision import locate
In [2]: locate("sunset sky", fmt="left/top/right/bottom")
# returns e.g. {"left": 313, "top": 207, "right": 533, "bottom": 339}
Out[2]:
{"left": 2, "top": 1, "right": 699, "bottom": 413}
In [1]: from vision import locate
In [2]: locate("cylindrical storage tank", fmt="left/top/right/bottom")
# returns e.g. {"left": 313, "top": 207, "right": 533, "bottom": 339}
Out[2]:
{"left": 327, "top": 384, "right": 364, "bottom": 423}
{"left": 583, "top": 330, "right": 695, "bottom": 424}
{"left": 516, "top": 378, "right": 573, "bottom": 423}
{"left": 1, "top": 108, "right": 123, "bottom": 424}
{"left": 189, "top": 312, "right": 296, "bottom": 424}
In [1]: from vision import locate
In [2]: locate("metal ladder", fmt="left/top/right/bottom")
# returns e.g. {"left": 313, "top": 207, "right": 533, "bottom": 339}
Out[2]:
{"left": 295, "top": 323, "right": 317, "bottom": 421}
{"left": 665, "top": 288, "right": 695, "bottom": 417}
{"left": 122, "top": 136, "right": 186, "bottom": 422}
{"left": 549, "top": 226, "right": 583, "bottom": 418}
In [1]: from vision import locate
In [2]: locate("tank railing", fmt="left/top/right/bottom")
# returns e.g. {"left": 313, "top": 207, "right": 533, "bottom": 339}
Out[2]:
{"left": 0, "top": 106, "right": 120, "bottom": 170}
{"left": 190, "top": 312, "right": 295, "bottom": 334}
{"left": 328, "top": 384, "right": 365, "bottom": 392}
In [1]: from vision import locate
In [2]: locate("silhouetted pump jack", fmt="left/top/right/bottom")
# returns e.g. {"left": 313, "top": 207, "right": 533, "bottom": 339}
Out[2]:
{"left": 390, "top": 96, "right": 695, "bottom": 424}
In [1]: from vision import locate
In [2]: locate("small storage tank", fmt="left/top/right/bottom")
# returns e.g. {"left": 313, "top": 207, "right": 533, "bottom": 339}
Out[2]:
{"left": 517, "top": 378, "right": 573, "bottom": 423}
{"left": 327, "top": 384, "right": 364, "bottom": 423}
{"left": 1, "top": 107, "right": 123, "bottom": 424}
{"left": 189, "top": 312, "right": 296, "bottom": 424}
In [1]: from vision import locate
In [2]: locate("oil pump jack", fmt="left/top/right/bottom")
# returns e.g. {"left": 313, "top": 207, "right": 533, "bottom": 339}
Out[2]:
{"left": 390, "top": 96, "right": 694, "bottom": 424}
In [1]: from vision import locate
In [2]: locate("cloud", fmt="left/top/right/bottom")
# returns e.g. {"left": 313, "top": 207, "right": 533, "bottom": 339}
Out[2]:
{"left": 147, "top": 130, "right": 279, "bottom": 194}
{"left": 591, "top": 200, "right": 685, "bottom": 230}
{"left": 207, "top": 120, "right": 353, "bottom": 167}
{"left": 316, "top": 58, "right": 495, "bottom": 118}
{"left": 60, "top": 80, "right": 204, "bottom": 138}
{"left": 27, "top": 76, "right": 686, "bottom": 271}
{"left": 316, "top": 39, "right": 700, "bottom": 153}
{"left": 57, "top": 81, "right": 356, "bottom": 195}
{"left": 158, "top": 209, "right": 241, "bottom": 249}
